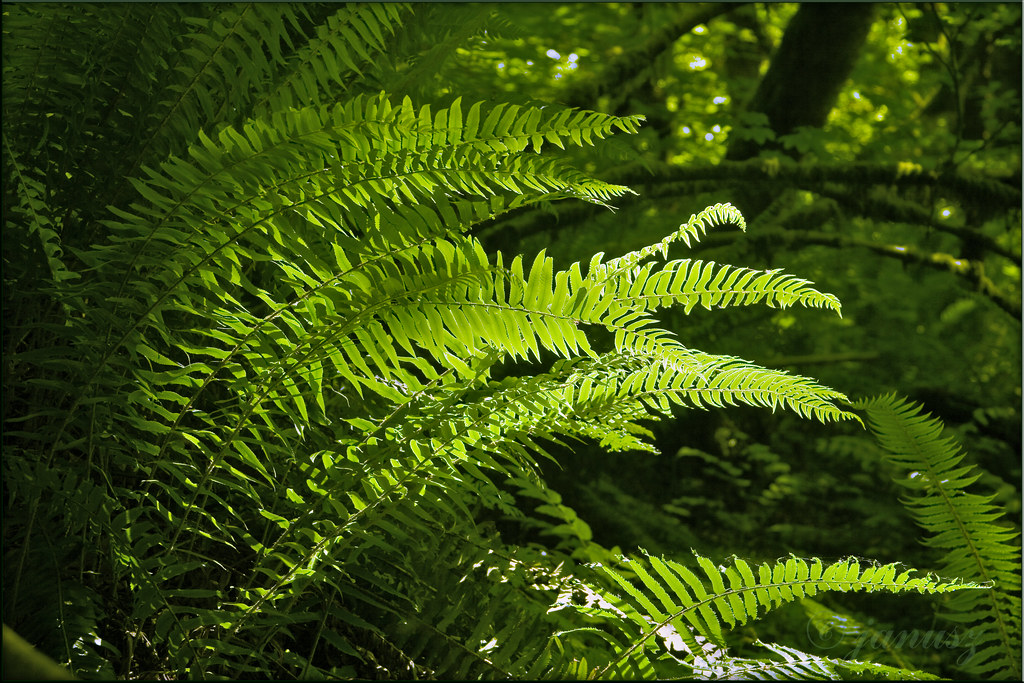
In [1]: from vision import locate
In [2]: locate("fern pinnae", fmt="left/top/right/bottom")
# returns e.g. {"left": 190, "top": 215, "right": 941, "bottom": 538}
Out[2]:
{"left": 253, "top": 4, "right": 405, "bottom": 115}
{"left": 590, "top": 552, "right": 986, "bottom": 680}
{"left": 12, "top": 5, "right": 983, "bottom": 677}
{"left": 152, "top": 255, "right": 451, "bottom": 555}
{"left": 859, "top": 394, "right": 1022, "bottom": 679}
{"left": 616, "top": 260, "right": 843, "bottom": 316}
{"left": 233, "top": 363, "right": 561, "bottom": 632}
{"left": 118, "top": 7, "right": 246, "bottom": 182}
{"left": 120, "top": 154, "right": 495, "bottom": 428}
{"left": 583, "top": 202, "right": 841, "bottom": 318}
{"left": 45, "top": 110, "right": 386, "bottom": 455}
{"left": 676, "top": 201, "right": 747, "bottom": 247}
{"left": 610, "top": 348, "right": 855, "bottom": 424}
{"left": 145, "top": 223, "right": 452, "bottom": 462}
{"left": 587, "top": 202, "right": 744, "bottom": 284}
{"left": 706, "top": 641, "right": 943, "bottom": 680}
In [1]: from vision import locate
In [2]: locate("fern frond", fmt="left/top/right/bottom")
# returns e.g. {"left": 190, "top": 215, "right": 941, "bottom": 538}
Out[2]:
{"left": 859, "top": 394, "right": 1022, "bottom": 679}
{"left": 693, "top": 641, "right": 942, "bottom": 680}
{"left": 2, "top": 138, "right": 77, "bottom": 286}
{"left": 588, "top": 202, "right": 745, "bottom": 282}
{"left": 612, "top": 260, "right": 843, "bottom": 315}
{"left": 614, "top": 352, "right": 857, "bottom": 424}
{"left": 3, "top": 4, "right": 916, "bottom": 678}
{"left": 676, "top": 202, "right": 748, "bottom": 247}
{"left": 583, "top": 551, "right": 985, "bottom": 680}
{"left": 116, "top": 5, "right": 301, "bottom": 176}
{"left": 373, "top": 4, "right": 496, "bottom": 101}
{"left": 254, "top": 3, "right": 408, "bottom": 115}
{"left": 579, "top": 203, "right": 841, "bottom": 318}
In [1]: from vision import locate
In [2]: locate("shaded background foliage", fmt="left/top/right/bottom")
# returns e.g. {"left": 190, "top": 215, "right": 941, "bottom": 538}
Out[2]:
{"left": 2, "top": 2, "right": 1020, "bottom": 680}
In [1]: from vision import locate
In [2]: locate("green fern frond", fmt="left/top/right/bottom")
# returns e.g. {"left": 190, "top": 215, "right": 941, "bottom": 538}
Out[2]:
{"left": 580, "top": 203, "right": 841, "bottom": 317}
{"left": 676, "top": 202, "right": 748, "bottom": 247}
{"left": 366, "top": 238, "right": 854, "bottom": 424}
{"left": 121, "top": 4, "right": 307, "bottom": 174}
{"left": 254, "top": 3, "right": 408, "bottom": 114}
{"left": 582, "top": 551, "right": 985, "bottom": 680}
{"left": 588, "top": 202, "right": 745, "bottom": 282}
{"left": 607, "top": 352, "right": 857, "bottom": 424}
{"left": 612, "top": 260, "right": 842, "bottom": 315}
{"left": 858, "top": 394, "right": 1022, "bottom": 679}
{"left": 693, "top": 641, "right": 941, "bottom": 680}
{"left": 2, "top": 140, "right": 77, "bottom": 286}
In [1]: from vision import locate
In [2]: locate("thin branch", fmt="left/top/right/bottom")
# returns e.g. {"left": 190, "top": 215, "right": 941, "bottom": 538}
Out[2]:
{"left": 616, "top": 160, "right": 1022, "bottom": 211}
{"left": 762, "top": 352, "right": 881, "bottom": 369}
{"left": 813, "top": 185, "right": 1020, "bottom": 265}
{"left": 479, "top": 161, "right": 1021, "bottom": 254}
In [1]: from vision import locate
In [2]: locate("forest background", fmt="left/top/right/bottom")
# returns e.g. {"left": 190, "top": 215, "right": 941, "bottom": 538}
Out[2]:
{"left": 2, "top": 2, "right": 1021, "bottom": 680}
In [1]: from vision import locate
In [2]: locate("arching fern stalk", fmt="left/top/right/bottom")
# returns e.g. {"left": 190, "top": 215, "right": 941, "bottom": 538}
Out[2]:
{"left": 0, "top": 3, "right": 993, "bottom": 680}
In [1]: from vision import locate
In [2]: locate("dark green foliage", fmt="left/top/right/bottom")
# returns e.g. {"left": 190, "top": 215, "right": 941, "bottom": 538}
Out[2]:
{"left": 2, "top": 3, "right": 1018, "bottom": 680}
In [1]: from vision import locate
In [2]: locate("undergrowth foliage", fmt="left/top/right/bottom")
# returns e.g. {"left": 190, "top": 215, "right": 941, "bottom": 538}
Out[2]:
{"left": 2, "top": 4, "right": 1015, "bottom": 680}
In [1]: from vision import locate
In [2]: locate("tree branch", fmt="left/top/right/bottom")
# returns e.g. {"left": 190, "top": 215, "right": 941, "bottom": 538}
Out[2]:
{"left": 478, "top": 160, "right": 1021, "bottom": 254}
{"left": 689, "top": 228, "right": 1022, "bottom": 321}
{"left": 562, "top": 3, "right": 745, "bottom": 111}
{"left": 813, "top": 186, "right": 1021, "bottom": 265}
{"left": 762, "top": 351, "right": 881, "bottom": 369}
{"left": 617, "top": 160, "right": 1022, "bottom": 212}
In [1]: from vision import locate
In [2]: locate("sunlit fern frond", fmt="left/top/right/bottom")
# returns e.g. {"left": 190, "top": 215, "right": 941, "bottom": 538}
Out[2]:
{"left": 562, "top": 551, "right": 984, "bottom": 680}
{"left": 587, "top": 202, "right": 746, "bottom": 282}
{"left": 691, "top": 641, "right": 942, "bottom": 680}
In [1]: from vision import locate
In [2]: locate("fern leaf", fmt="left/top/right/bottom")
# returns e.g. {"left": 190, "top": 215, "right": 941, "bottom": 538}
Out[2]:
{"left": 584, "top": 351, "right": 858, "bottom": 425}
{"left": 588, "top": 202, "right": 745, "bottom": 282}
{"left": 613, "top": 259, "right": 843, "bottom": 316}
{"left": 691, "top": 641, "right": 942, "bottom": 680}
{"left": 254, "top": 4, "right": 408, "bottom": 115}
{"left": 587, "top": 551, "right": 984, "bottom": 680}
{"left": 2, "top": 4, "right": 917, "bottom": 678}
{"left": 859, "top": 394, "right": 1022, "bottom": 679}
{"left": 676, "top": 202, "right": 747, "bottom": 247}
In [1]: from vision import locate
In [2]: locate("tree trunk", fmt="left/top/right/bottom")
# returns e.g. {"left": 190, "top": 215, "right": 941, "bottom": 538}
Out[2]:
{"left": 727, "top": 3, "right": 876, "bottom": 162}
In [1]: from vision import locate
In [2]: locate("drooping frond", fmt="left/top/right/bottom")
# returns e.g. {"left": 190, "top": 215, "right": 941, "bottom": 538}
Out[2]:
{"left": 693, "top": 641, "right": 942, "bottom": 680}
{"left": 675, "top": 202, "right": 747, "bottom": 247}
{"left": 858, "top": 394, "right": 1022, "bottom": 679}
{"left": 568, "top": 551, "right": 983, "bottom": 680}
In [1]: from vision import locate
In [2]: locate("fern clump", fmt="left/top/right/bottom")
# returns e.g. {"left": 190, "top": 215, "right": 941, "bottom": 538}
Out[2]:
{"left": 2, "top": 4, "right": 1011, "bottom": 680}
